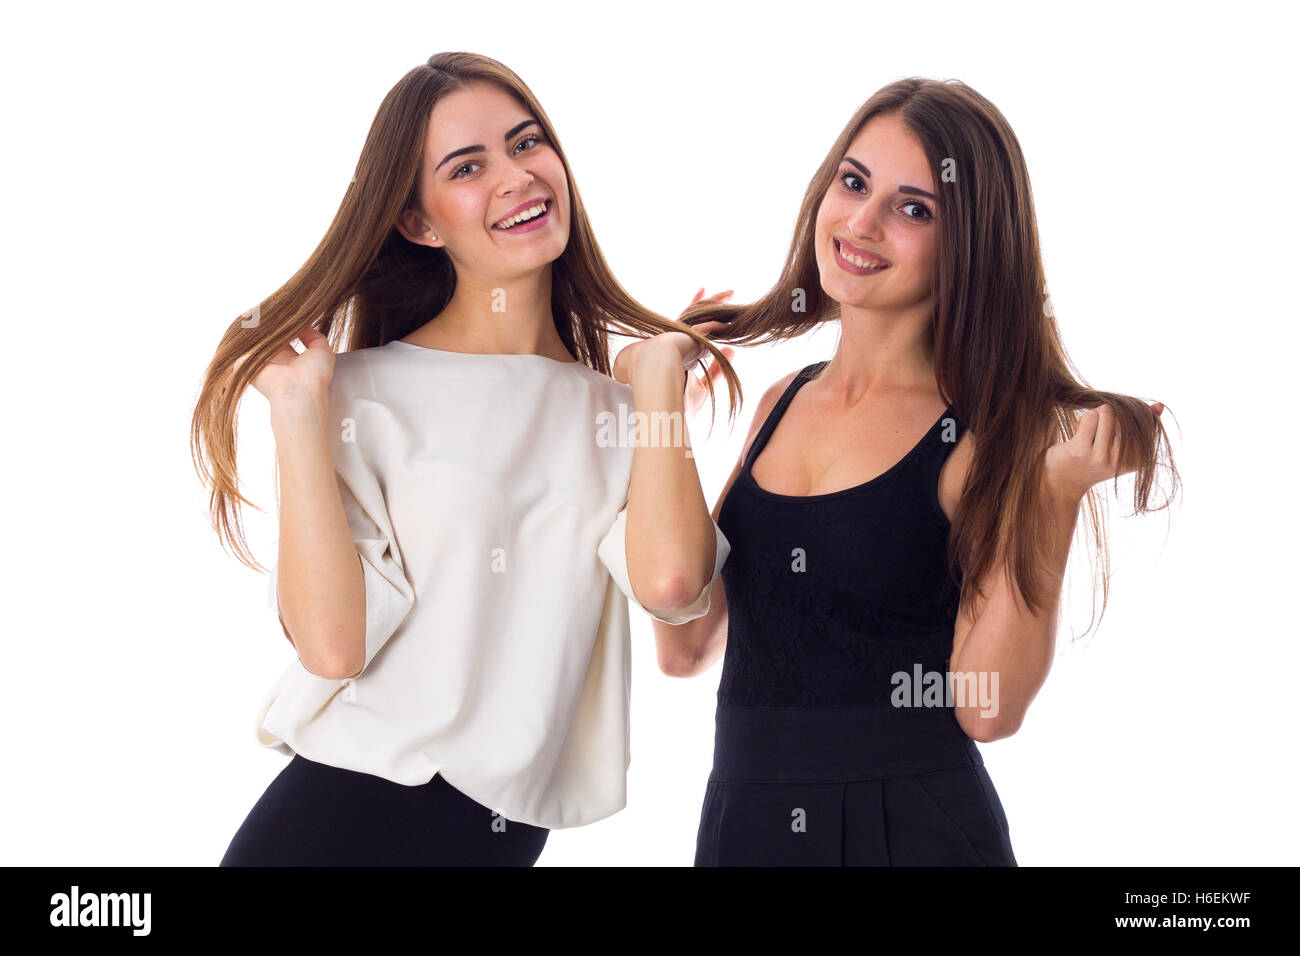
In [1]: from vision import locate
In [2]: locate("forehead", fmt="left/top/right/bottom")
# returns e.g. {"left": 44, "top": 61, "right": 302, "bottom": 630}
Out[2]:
{"left": 844, "top": 113, "right": 933, "bottom": 190}
{"left": 425, "top": 81, "right": 531, "bottom": 152}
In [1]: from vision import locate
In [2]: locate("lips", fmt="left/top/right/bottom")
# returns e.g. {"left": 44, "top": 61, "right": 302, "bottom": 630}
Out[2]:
{"left": 493, "top": 196, "right": 550, "bottom": 229}
{"left": 834, "top": 237, "right": 891, "bottom": 268}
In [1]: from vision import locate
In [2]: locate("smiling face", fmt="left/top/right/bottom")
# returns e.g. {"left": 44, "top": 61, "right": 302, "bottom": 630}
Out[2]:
{"left": 814, "top": 111, "right": 939, "bottom": 315}
{"left": 397, "top": 81, "right": 570, "bottom": 283}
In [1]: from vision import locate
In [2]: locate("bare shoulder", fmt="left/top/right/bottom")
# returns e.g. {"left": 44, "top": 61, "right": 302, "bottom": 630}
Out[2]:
{"left": 710, "top": 369, "right": 805, "bottom": 520}
{"left": 741, "top": 369, "right": 802, "bottom": 458}
{"left": 938, "top": 425, "right": 976, "bottom": 522}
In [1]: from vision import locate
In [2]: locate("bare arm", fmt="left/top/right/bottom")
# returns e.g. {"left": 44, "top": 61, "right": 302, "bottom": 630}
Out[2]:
{"left": 248, "top": 326, "right": 366, "bottom": 680}
{"left": 269, "top": 389, "right": 366, "bottom": 680}
{"left": 653, "top": 372, "right": 797, "bottom": 677}
{"left": 947, "top": 481, "right": 1075, "bottom": 742}
{"left": 649, "top": 461, "right": 735, "bottom": 677}
{"left": 949, "top": 401, "right": 1164, "bottom": 741}
{"left": 621, "top": 346, "right": 721, "bottom": 613}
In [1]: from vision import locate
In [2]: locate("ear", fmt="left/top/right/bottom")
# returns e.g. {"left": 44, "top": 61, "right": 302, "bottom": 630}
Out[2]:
{"left": 395, "top": 208, "right": 445, "bottom": 249}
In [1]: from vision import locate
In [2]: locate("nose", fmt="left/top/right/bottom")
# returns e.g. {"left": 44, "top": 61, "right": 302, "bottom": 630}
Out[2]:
{"left": 497, "top": 158, "right": 535, "bottom": 195}
{"left": 846, "top": 196, "right": 884, "bottom": 241}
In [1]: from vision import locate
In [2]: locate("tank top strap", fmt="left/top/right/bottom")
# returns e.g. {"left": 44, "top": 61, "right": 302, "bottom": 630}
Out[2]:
{"left": 741, "top": 362, "right": 827, "bottom": 474}
{"left": 915, "top": 405, "right": 969, "bottom": 470}
{"left": 913, "top": 405, "right": 969, "bottom": 559}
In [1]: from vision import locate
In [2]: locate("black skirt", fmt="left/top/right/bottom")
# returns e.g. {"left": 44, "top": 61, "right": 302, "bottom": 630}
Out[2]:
{"left": 694, "top": 704, "right": 1017, "bottom": 866}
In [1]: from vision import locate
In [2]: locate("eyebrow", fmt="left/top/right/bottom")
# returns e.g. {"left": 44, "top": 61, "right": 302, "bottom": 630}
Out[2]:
{"left": 434, "top": 119, "right": 540, "bottom": 173}
{"left": 843, "top": 156, "right": 938, "bottom": 202}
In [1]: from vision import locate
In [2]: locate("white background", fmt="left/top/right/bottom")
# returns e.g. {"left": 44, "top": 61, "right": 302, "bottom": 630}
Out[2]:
{"left": 3, "top": 0, "right": 1295, "bottom": 866}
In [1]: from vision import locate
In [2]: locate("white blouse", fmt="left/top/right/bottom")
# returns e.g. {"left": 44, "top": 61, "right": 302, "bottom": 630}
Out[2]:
{"left": 253, "top": 340, "right": 729, "bottom": 829}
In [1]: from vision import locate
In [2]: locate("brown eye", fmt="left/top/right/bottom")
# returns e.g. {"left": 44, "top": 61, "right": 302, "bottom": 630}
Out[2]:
{"left": 901, "top": 201, "right": 933, "bottom": 221}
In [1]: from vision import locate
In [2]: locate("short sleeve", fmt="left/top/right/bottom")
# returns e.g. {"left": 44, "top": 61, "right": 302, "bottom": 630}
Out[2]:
{"left": 597, "top": 504, "right": 730, "bottom": 626}
{"left": 268, "top": 394, "right": 416, "bottom": 680}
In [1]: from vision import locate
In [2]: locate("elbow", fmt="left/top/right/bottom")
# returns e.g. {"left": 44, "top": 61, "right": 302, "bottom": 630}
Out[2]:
{"left": 658, "top": 650, "right": 706, "bottom": 679}
{"left": 656, "top": 638, "right": 712, "bottom": 678}
{"left": 637, "top": 572, "right": 707, "bottom": 617}
{"left": 295, "top": 630, "right": 364, "bottom": 681}
{"left": 308, "top": 656, "right": 362, "bottom": 681}
{"left": 959, "top": 708, "right": 1024, "bottom": 743}
{"left": 654, "top": 608, "right": 726, "bottom": 679}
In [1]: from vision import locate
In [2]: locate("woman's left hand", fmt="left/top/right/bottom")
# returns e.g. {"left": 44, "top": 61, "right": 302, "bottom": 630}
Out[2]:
{"left": 612, "top": 288, "right": 733, "bottom": 387}
{"left": 1043, "top": 401, "right": 1165, "bottom": 505}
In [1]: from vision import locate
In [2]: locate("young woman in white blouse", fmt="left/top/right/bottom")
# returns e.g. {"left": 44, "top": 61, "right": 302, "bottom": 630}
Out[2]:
{"left": 191, "top": 52, "right": 739, "bottom": 866}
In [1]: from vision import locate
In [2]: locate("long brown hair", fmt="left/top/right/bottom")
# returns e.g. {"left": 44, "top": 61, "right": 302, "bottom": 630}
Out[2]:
{"left": 681, "top": 77, "right": 1181, "bottom": 635}
{"left": 191, "top": 52, "right": 741, "bottom": 573}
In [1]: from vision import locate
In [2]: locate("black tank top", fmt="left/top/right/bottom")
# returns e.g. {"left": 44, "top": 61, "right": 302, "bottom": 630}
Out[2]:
{"left": 716, "top": 361, "right": 969, "bottom": 708}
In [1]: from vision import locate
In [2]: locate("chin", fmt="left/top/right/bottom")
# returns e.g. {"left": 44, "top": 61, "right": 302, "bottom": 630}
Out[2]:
{"left": 817, "top": 273, "right": 859, "bottom": 309}
{"left": 511, "top": 243, "right": 566, "bottom": 275}
{"left": 529, "top": 238, "right": 566, "bottom": 268}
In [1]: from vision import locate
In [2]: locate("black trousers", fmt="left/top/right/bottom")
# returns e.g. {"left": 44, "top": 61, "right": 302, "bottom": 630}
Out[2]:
{"left": 221, "top": 754, "right": 549, "bottom": 866}
{"left": 694, "top": 704, "right": 1017, "bottom": 866}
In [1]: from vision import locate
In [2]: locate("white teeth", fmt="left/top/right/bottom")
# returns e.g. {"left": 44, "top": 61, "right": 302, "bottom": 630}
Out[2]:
{"left": 495, "top": 201, "right": 548, "bottom": 229}
{"left": 837, "top": 241, "right": 886, "bottom": 269}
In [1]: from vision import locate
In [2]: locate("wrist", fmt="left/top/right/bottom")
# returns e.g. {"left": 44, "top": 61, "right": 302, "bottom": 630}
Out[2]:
{"left": 628, "top": 345, "right": 687, "bottom": 390}
{"left": 269, "top": 386, "right": 330, "bottom": 430}
{"left": 1041, "top": 476, "right": 1084, "bottom": 521}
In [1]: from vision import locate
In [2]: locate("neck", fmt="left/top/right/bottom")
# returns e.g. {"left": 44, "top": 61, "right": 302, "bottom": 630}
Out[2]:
{"left": 820, "top": 298, "right": 938, "bottom": 406}
{"left": 413, "top": 265, "right": 571, "bottom": 360}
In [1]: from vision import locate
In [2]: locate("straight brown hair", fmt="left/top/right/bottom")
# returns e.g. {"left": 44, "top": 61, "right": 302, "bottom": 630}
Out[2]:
{"left": 680, "top": 77, "right": 1181, "bottom": 635}
{"left": 190, "top": 52, "right": 741, "bottom": 572}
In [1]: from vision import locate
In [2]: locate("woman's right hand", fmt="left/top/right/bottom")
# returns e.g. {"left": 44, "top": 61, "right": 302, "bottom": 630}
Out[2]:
{"left": 234, "top": 325, "right": 336, "bottom": 407}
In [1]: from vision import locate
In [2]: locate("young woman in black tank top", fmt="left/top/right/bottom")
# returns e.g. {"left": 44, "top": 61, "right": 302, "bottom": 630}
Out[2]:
{"left": 661, "top": 79, "right": 1178, "bottom": 866}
